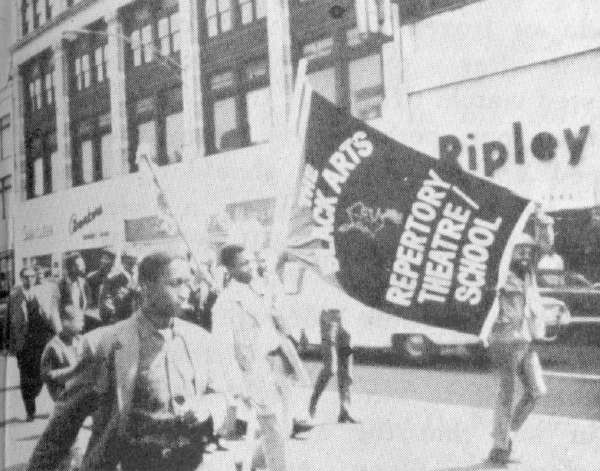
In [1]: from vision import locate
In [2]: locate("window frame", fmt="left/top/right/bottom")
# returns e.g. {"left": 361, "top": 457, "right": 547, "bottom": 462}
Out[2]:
{"left": 0, "top": 176, "right": 12, "bottom": 220}
{"left": 129, "top": 84, "right": 184, "bottom": 170}
{"left": 205, "top": 57, "right": 270, "bottom": 154}
{"left": 299, "top": 26, "right": 385, "bottom": 120}
{"left": 203, "top": 0, "right": 266, "bottom": 39}
{"left": 0, "top": 116, "right": 11, "bottom": 161}
{"left": 69, "top": 28, "right": 110, "bottom": 94}
{"left": 26, "top": 129, "right": 56, "bottom": 199}
{"left": 72, "top": 114, "right": 111, "bottom": 186}
{"left": 127, "top": 1, "right": 181, "bottom": 70}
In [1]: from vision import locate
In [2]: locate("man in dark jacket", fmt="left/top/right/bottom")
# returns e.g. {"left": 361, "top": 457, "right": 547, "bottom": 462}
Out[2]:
{"left": 9, "top": 267, "right": 62, "bottom": 421}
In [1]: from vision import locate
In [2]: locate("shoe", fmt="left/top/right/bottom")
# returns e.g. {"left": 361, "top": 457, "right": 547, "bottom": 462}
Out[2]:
{"left": 488, "top": 440, "right": 511, "bottom": 465}
{"left": 337, "top": 410, "right": 359, "bottom": 424}
{"left": 291, "top": 419, "right": 314, "bottom": 437}
{"left": 308, "top": 401, "right": 317, "bottom": 419}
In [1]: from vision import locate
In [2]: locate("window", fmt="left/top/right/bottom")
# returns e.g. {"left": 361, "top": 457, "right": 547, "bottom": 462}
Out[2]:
{"left": 165, "top": 112, "right": 184, "bottom": 164}
{"left": 131, "top": 87, "right": 183, "bottom": 168}
{"left": 33, "top": 155, "right": 44, "bottom": 197}
{"left": 50, "top": 150, "right": 61, "bottom": 193}
{"left": 136, "top": 120, "right": 157, "bottom": 162}
{"left": 0, "top": 251, "right": 14, "bottom": 296}
{"left": 141, "top": 24, "right": 154, "bottom": 64}
{"left": 80, "top": 139, "right": 94, "bottom": 184}
{"left": 94, "top": 45, "right": 109, "bottom": 83}
{"left": 32, "top": 0, "right": 42, "bottom": 27}
{"left": 307, "top": 67, "right": 336, "bottom": 103}
{"left": 44, "top": 69, "right": 55, "bottom": 106}
{"left": 205, "top": 0, "right": 265, "bottom": 37}
{"left": 206, "top": 0, "right": 232, "bottom": 37}
{"left": 0, "top": 176, "right": 11, "bottom": 220}
{"left": 0, "top": 116, "right": 11, "bottom": 161}
{"left": 129, "top": 2, "right": 180, "bottom": 69}
{"left": 213, "top": 97, "right": 237, "bottom": 151}
{"left": 239, "top": 0, "right": 266, "bottom": 25}
{"left": 22, "top": 0, "right": 30, "bottom": 35}
{"left": 46, "top": 0, "right": 57, "bottom": 21}
{"left": 348, "top": 54, "right": 384, "bottom": 120}
{"left": 301, "top": 29, "right": 384, "bottom": 120}
{"left": 246, "top": 87, "right": 271, "bottom": 144}
{"left": 302, "top": 37, "right": 334, "bottom": 60}
{"left": 207, "top": 59, "right": 271, "bottom": 153}
{"left": 75, "top": 54, "right": 91, "bottom": 90}
{"left": 159, "top": 12, "right": 180, "bottom": 56}
{"left": 28, "top": 77, "right": 43, "bottom": 110}
{"left": 131, "top": 30, "right": 143, "bottom": 67}
{"left": 73, "top": 115, "right": 110, "bottom": 186}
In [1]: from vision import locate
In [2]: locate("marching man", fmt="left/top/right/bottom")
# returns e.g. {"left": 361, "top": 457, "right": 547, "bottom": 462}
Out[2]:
{"left": 487, "top": 231, "right": 547, "bottom": 465}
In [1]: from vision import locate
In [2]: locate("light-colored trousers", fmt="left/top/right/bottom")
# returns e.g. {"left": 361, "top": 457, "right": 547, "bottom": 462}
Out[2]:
{"left": 239, "top": 355, "right": 291, "bottom": 471}
{"left": 490, "top": 342, "right": 547, "bottom": 449}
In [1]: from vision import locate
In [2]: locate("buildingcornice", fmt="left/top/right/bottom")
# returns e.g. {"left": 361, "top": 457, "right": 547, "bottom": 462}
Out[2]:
{"left": 10, "top": 0, "right": 100, "bottom": 53}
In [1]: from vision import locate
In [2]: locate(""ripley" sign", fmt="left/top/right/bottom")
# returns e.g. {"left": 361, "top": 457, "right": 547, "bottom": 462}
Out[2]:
{"left": 439, "top": 122, "right": 590, "bottom": 177}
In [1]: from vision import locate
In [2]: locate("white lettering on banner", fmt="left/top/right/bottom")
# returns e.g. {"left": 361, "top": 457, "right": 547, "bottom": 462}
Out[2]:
{"left": 386, "top": 169, "right": 501, "bottom": 310}
{"left": 309, "top": 131, "right": 374, "bottom": 273}
{"left": 322, "top": 131, "right": 374, "bottom": 194}
{"left": 455, "top": 216, "right": 501, "bottom": 305}
{"left": 386, "top": 170, "right": 452, "bottom": 307}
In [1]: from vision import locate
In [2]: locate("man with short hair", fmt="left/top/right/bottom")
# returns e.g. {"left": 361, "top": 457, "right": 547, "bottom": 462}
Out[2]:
{"left": 9, "top": 267, "right": 61, "bottom": 421}
{"left": 487, "top": 233, "right": 547, "bottom": 465}
{"left": 99, "top": 250, "right": 139, "bottom": 324}
{"left": 28, "top": 251, "right": 228, "bottom": 471}
{"left": 59, "top": 252, "right": 91, "bottom": 313}
{"left": 86, "top": 249, "right": 116, "bottom": 308}
{"left": 212, "top": 244, "right": 294, "bottom": 471}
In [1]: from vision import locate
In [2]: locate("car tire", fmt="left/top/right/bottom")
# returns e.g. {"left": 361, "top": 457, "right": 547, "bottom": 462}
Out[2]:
{"left": 392, "top": 334, "right": 436, "bottom": 365}
{"left": 468, "top": 344, "right": 491, "bottom": 370}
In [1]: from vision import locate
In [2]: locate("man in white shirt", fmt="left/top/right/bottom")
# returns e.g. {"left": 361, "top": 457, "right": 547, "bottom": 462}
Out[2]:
{"left": 212, "top": 245, "right": 292, "bottom": 471}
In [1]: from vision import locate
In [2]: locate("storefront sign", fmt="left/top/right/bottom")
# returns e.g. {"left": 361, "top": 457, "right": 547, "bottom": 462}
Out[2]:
{"left": 439, "top": 123, "right": 591, "bottom": 177}
{"left": 23, "top": 224, "right": 53, "bottom": 241}
{"left": 69, "top": 205, "right": 103, "bottom": 234}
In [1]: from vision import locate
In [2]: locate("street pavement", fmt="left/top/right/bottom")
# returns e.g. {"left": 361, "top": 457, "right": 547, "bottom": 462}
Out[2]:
{"left": 2, "top": 354, "right": 600, "bottom": 471}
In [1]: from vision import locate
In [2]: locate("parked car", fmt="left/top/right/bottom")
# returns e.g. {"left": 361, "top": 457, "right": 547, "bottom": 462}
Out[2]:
{"left": 281, "top": 267, "right": 571, "bottom": 366}
{"left": 537, "top": 269, "right": 600, "bottom": 325}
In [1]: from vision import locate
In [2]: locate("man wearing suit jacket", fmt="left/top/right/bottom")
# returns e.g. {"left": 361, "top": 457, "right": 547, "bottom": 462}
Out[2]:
{"left": 28, "top": 251, "right": 228, "bottom": 471}
{"left": 9, "top": 267, "right": 62, "bottom": 421}
{"left": 212, "top": 245, "right": 295, "bottom": 471}
{"left": 58, "top": 252, "right": 91, "bottom": 316}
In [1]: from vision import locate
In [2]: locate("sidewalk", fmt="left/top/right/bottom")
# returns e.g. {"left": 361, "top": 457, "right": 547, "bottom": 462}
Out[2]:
{"left": 2, "top": 354, "right": 599, "bottom": 471}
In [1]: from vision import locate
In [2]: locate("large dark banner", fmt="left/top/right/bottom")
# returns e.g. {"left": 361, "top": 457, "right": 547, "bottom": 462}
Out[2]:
{"left": 286, "top": 92, "right": 532, "bottom": 335}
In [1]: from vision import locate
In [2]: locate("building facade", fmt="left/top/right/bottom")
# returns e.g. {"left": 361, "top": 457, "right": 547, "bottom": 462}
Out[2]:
{"left": 8, "top": 0, "right": 600, "bottom": 278}
{"left": 0, "top": 84, "right": 14, "bottom": 297}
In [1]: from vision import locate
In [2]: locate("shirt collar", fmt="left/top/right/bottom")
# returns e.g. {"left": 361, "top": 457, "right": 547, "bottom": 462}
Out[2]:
{"left": 137, "top": 311, "right": 177, "bottom": 340}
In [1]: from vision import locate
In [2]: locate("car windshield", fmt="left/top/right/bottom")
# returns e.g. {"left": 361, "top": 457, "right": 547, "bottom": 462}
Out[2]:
{"left": 537, "top": 269, "right": 595, "bottom": 289}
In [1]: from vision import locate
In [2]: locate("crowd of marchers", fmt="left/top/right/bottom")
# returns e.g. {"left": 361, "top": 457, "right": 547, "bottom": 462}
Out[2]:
{"left": 6, "top": 223, "right": 551, "bottom": 469}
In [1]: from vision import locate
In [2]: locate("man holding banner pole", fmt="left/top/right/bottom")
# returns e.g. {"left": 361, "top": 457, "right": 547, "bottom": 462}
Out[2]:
{"left": 486, "top": 230, "right": 548, "bottom": 465}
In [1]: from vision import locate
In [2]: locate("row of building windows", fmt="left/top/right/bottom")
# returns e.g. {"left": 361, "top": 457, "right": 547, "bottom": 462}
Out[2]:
{"left": 27, "top": 69, "right": 56, "bottom": 110}
{"left": 205, "top": 0, "right": 266, "bottom": 37}
{"left": 130, "top": 11, "right": 181, "bottom": 67}
{"left": 21, "top": 0, "right": 84, "bottom": 36}
{"left": 20, "top": 0, "right": 386, "bottom": 199}
{"left": 20, "top": 1, "right": 478, "bottom": 39}
{"left": 74, "top": 45, "right": 109, "bottom": 91}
